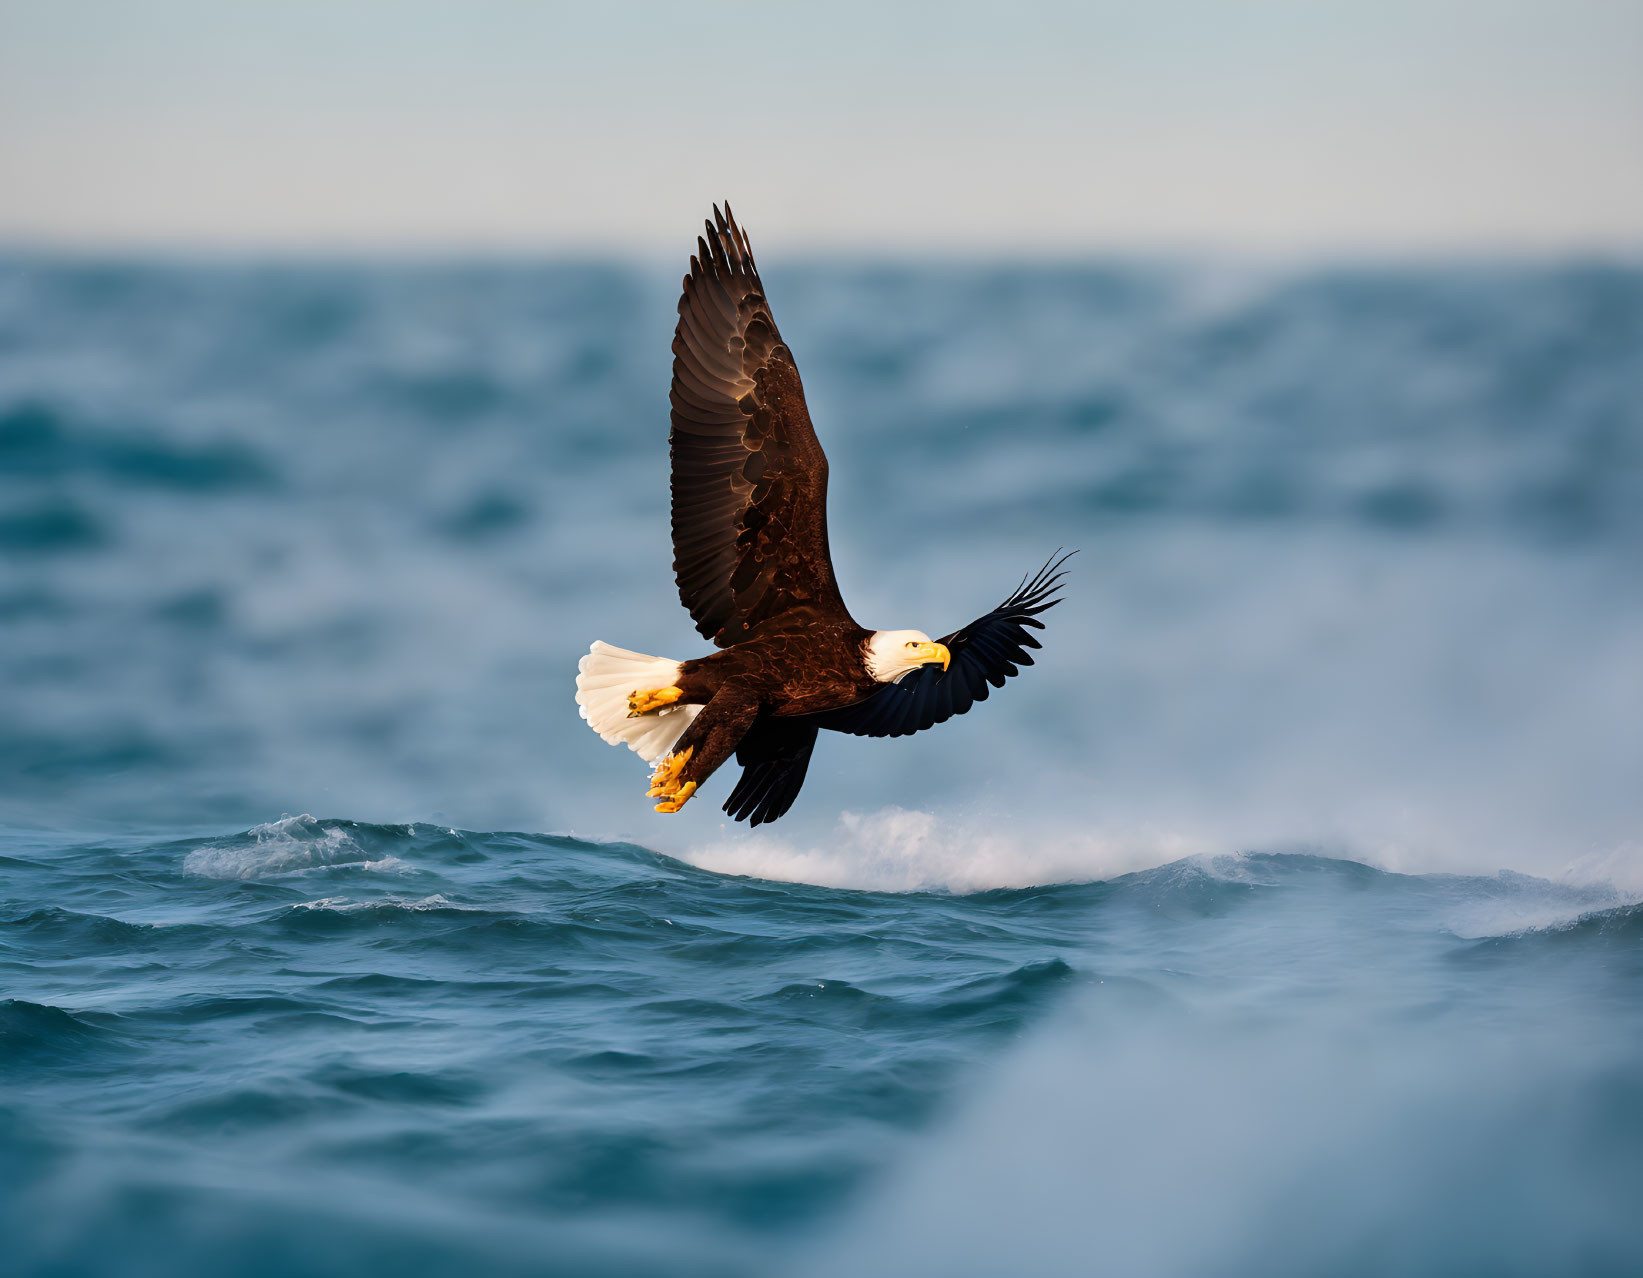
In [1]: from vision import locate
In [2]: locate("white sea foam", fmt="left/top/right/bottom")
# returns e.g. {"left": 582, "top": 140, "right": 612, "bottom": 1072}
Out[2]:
{"left": 1559, "top": 841, "right": 1643, "bottom": 896}
{"left": 677, "top": 806, "right": 1643, "bottom": 901}
{"left": 679, "top": 806, "right": 1207, "bottom": 894}
{"left": 1432, "top": 842, "right": 1643, "bottom": 937}
{"left": 287, "top": 893, "right": 468, "bottom": 913}
{"left": 183, "top": 813, "right": 405, "bottom": 880}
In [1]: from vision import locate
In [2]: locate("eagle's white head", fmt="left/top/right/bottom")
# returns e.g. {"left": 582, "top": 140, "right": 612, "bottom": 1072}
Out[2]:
{"left": 864, "top": 630, "right": 952, "bottom": 684}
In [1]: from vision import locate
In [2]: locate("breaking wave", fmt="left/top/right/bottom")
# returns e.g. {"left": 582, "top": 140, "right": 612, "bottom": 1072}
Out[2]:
{"left": 680, "top": 806, "right": 1207, "bottom": 893}
{"left": 678, "top": 805, "right": 1643, "bottom": 903}
{"left": 183, "top": 814, "right": 408, "bottom": 879}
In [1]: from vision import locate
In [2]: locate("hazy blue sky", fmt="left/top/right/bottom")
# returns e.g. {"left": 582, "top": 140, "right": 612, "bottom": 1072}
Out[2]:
{"left": 2, "top": 0, "right": 1640, "bottom": 252}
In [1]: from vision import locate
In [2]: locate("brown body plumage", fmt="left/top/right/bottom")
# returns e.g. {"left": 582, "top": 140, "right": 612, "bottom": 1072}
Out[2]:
{"left": 674, "top": 621, "right": 877, "bottom": 718}
{"left": 575, "top": 204, "right": 1068, "bottom": 824}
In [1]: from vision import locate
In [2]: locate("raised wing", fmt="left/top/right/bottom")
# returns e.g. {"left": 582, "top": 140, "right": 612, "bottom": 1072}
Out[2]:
{"left": 808, "top": 553, "right": 1072, "bottom": 739}
{"left": 670, "top": 204, "right": 849, "bottom": 647}
{"left": 722, "top": 717, "right": 819, "bottom": 826}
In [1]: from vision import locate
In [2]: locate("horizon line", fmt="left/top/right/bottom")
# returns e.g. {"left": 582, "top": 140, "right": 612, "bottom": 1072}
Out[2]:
{"left": 4, "top": 229, "right": 1642, "bottom": 268}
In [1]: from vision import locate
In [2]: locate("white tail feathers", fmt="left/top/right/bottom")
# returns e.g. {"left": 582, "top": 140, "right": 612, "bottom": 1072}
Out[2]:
{"left": 575, "top": 641, "right": 701, "bottom": 767}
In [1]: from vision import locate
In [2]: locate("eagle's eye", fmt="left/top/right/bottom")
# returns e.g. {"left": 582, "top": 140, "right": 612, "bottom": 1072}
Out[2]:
{"left": 905, "top": 641, "right": 917, "bottom": 649}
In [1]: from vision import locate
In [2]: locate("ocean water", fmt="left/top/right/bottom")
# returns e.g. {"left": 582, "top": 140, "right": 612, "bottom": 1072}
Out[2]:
{"left": 2, "top": 254, "right": 1641, "bottom": 1275}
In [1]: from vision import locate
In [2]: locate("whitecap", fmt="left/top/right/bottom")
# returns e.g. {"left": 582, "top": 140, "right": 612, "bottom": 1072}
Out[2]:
{"left": 183, "top": 813, "right": 403, "bottom": 880}
{"left": 287, "top": 892, "right": 469, "bottom": 914}
{"left": 1443, "top": 883, "right": 1628, "bottom": 940}
{"left": 679, "top": 806, "right": 1205, "bottom": 894}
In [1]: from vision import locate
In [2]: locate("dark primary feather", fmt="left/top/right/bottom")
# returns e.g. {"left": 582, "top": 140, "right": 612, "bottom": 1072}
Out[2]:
{"left": 669, "top": 204, "right": 850, "bottom": 647}
{"left": 722, "top": 717, "right": 818, "bottom": 826}
{"left": 807, "top": 553, "right": 1074, "bottom": 740}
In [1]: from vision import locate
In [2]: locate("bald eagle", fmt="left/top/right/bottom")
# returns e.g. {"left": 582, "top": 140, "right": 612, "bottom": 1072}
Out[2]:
{"left": 575, "top": 204, "right": 1069, "bottom": 824}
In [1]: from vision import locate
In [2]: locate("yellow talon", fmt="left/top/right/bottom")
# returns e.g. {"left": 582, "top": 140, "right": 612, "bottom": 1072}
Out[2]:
{"left": 647, "top": 747, "right": 692, "bottom": 798}
{"left": 628, "top": 686, "right": 683, "bottom": 717}
{"left": 653, "top": 782, "right": 697, "bottom": 813}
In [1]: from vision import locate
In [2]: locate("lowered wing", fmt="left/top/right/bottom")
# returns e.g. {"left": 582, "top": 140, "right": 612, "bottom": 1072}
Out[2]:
{"left": 722, "top": 717, "right": 819, "bottom": 826}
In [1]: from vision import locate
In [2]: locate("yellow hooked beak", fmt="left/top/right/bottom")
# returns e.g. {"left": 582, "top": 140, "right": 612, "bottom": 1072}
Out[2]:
{"left": 914, "top": 641, "right": 951, "bottom": 671}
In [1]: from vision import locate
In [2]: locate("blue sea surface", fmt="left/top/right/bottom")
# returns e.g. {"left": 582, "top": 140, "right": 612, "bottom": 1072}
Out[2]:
{"left": 2, "top": 255, "right": 1642, "bottom": 1275}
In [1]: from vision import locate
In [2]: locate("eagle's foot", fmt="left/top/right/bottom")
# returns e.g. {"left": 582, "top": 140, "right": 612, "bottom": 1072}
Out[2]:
{"left": 628, "top": 686, "right": 683, "bottom": 717}
{"left": 653, "top": 781, "right": 698, "bottom": 814}
{"left": 646, "top": 746, "right": 693, "bottom": 798}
